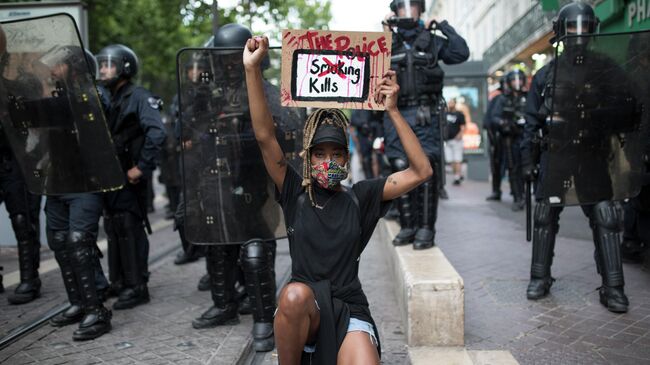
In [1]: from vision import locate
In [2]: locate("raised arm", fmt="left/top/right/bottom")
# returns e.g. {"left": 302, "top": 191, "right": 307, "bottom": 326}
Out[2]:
{"left": 376, "top": 70, "right": 433, "bottom": 201}
{"left": 243, "top": 36, "right": 287, "bottom": 190}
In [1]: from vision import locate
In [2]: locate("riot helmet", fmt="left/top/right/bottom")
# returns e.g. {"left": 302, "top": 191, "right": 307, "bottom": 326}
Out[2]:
{"left": 96, "top": 44, "right": 139, "bottom": 87}
{"left": 212, "top": 23, "right": 252, "bottom": 51}
{"left": 38, "top": 45, "right": 91, "bottom": 82}
{"left": 213, "top": 23, "right": 251, "bottom": 77}
{"left": 390, "top": 0, "right": 425, "bottom": 14}
{"left": 552, "top": 2, "right": 599, "bottom": 46}
{"left": 85, "top": 49, "right": 98, "bottom": 79}
{"left": 505, "top": 69, "right": 527, "bottom": 92}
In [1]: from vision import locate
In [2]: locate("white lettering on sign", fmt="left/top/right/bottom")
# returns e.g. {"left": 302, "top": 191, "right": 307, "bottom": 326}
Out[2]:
{"left": 291, "top": 51, "right": 369, "bottom": 102}
{"left": 628, "top": 0, "right": 650, "bottom": 27}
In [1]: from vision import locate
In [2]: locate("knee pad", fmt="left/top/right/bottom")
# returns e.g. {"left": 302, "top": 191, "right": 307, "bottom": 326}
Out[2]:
{"left": 593, "top": 201, "right": 622, "bottom": 231}
{"left": 47, "top": 230, "right": 68, "bottom": 252}
{"left": 11, "top": 214, "right": 34, "bottom": 242}
{"left": 69, "top": 232, "right": 94, "bottom": 266}
{"left": 240, "top": 240, "right": 268, "bottom": 272}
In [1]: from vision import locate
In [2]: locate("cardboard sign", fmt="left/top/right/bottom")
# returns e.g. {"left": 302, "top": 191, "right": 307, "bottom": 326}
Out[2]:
{"left": 281, "top": 29, "right": 392, "bottom": 110}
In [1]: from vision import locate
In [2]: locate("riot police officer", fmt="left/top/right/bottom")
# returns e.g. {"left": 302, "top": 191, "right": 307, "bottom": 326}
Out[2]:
{"left": 0, "top": 26, "right": 42, "bottom": 305}
{"left": 186, "top": 24, "right": 282, "bottom": 353}
{"left": 484, "top": 77, "right": 507, "bottom": 201}
{"left": 350, "top": 110, "right": 381, "bottom": 179}
{"left": 96, "top": 44, "right": 166, "bottom": 310}
{"left": 41, "top": 46, "right": 113, "bottom": 340}
{"left": 493, "top": 69, "right": 527, "bottom": 211}
{"left": 522, "top": 2, "right": 630, "bottom": 312}
{"left": 383, "top": 0, "right": 469, "bottom": 249}
{"left": 170, "top": 55, "right": 209, "bottom": 266}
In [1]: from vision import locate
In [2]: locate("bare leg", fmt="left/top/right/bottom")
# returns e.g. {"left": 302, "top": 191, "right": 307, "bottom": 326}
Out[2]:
{"left": 337, "top": 331, "right": 380, "bottom": 365}
{"left": 274, "top": 282, "right": 320, "bottom": 365}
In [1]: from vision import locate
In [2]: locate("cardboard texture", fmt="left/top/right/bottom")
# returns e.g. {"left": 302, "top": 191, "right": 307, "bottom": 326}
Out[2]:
{"left": 280, "top": 29, "right": 392, "bottom": 110}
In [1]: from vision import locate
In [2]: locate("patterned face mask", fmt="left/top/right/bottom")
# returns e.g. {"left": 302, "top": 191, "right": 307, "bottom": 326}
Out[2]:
{"left": 311, "top": 160, "right": 349, "bottom": 189}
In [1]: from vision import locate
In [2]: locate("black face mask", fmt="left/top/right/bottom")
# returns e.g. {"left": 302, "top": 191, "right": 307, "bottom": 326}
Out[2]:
{"left": 398, "top": 22, "right": 423, "bottom": 39}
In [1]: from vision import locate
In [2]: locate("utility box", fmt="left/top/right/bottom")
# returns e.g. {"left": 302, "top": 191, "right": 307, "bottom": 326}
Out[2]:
{"left": 0, "top": 1, "right": 88, "bottom": 47}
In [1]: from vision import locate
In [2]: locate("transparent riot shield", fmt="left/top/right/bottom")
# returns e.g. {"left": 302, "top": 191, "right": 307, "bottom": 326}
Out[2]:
{"left": 177, "top": 47, "right": 304, "bottom": 245}
{"left": 0, "top": 14, "right": 123, "bottom": 194}
{"left": 542, "top": 30, "right": 650, "bottom": 206}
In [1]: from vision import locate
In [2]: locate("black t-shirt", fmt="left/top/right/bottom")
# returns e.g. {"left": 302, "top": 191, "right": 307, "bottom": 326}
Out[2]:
{"left": 277, "top": 165, "right": 390, "bottom": 320}
{"left": 445, "top": 111, "right": 466, "bottom": 140}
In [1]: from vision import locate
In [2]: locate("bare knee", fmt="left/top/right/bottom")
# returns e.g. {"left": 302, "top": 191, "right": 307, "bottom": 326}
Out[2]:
{"left": 277, "top": 283, "right": 314, "bottom": 318}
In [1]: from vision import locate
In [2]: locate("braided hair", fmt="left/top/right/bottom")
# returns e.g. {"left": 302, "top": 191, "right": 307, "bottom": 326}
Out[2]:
{"left": 299, "top": 108, "right": 350, "bottom": 207}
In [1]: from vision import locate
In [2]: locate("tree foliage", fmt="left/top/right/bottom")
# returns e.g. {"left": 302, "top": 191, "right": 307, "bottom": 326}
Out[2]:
{"left": 85, "top": 0, "right": 331, "bottom": 102}
{"left": 4, "top": 0, "right": 332, "bottom": 102}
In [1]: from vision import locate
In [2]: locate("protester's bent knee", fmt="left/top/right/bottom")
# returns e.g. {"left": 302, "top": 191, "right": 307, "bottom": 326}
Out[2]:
{"left": 277, "top": 283, "right": 313, "bottom": 317}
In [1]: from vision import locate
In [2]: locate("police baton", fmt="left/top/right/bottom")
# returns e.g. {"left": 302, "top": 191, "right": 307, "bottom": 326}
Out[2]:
{"left": 525, "top": 179, "right": 532, "bottom": 242}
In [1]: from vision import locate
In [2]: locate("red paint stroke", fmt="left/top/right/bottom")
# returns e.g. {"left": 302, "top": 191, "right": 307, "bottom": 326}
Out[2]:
{"left": 318, "top": 58, "right": 347, "bottom": 80}
{"left": 283, "top": 31, "right": 292, "bottom": 39}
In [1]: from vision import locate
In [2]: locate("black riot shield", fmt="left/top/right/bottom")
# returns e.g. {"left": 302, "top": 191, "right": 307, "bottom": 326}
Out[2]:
{"left": 176, "top": 47, "right": 304, "bottom": 245}
{"left": 0, "top": 14, "right": 123, "bottom": 194}
{"left": 541, "top": 30, "right": 650, "bottom": 206}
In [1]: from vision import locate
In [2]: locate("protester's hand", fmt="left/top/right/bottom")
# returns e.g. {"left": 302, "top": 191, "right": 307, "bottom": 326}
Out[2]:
{"left": 243, "top": 36, "right": 269, "bottom": 71}
{"left": 374, "top": 70, "right": 399, "bottom": 112}
{"left": 455, "top": 133, "right": 463, "bottom": 141}
{"left": 127, "top": 166, "right": 143, "bottom": 185}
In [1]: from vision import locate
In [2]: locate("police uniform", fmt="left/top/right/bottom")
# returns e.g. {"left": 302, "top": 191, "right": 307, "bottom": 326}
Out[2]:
{"left": 491, "top": 82, "right": 527, "bottom": 211}
{"left": 103, "top": 81, "right": 166, "bottom": 310}
{"left": 484, "top": 92, "right": 506, "bottom": 200}
{"left": 522, "top": 57, "right": 630, "bottom": 312}
{"left": 386, "top": 19, "right": 469, "bottom": 249}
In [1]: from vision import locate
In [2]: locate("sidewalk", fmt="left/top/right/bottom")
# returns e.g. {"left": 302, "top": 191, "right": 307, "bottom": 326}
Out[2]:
{"left": 0, "top": 206, "right": 409, "bottom": 364}
{"left": 438, "top": 178, "right": 650, "bottom": 365}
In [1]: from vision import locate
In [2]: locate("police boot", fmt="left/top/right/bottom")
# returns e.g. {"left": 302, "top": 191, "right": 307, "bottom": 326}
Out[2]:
{"left": 198, "top": 273, "right": 210, "bottom": 291}
{"left": 591, "top": 202, "right": 629, "bottom": 313}
{"left": 241, "top": 240, "right": 276, "bottom": 352}
{"left": 485, "top": 191, "right": 502, "bottom": 201}
{"left": 192, "top": 246, "right": 239, "bottom": 329}
{"left": 510, "top": 170, "right": 525, "bottom": 211}
{"left": 0, "top": 271, "right": 4, "bottom": 293}
{"left": 48, "top": 230, "right": 84, "bottom": 327}
{"left": 527, "top": 201, "right": 558, "bottom": 300}
{"left": 112, "top": 213, "right": 150, "bottom": 310}
{"left": 8, "top": 214, "right": 41, "bottom": 305}
{"left": 413, "top": 169, "right": 438, "bottom": 250}
{"left": 174, "top": 225, "right": 200, "bottom": 265}
{"left": 68, "top": 232, "right": 112, "bottom": 341}
{"left": 620, "top": 239, "right": 645, "bottom": 263}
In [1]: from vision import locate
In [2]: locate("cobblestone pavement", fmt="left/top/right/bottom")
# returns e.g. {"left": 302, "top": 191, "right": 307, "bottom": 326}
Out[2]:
{"left": 438, "top": 178, "right": 650, "bottom": 365}
{"left": 0, "top": 206, "right": 408, "bottom": 364}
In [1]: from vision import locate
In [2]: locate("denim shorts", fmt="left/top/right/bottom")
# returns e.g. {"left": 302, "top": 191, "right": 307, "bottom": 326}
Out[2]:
{"left": 304, "top": 316, "right": 378, "bottom": 353}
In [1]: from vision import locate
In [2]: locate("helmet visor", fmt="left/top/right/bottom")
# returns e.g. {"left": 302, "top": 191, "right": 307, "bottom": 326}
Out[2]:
{"left": 38, "top": 45, "right": 74, "bottom": 69}
{"left": 565, "top": 15, "right": 596, "bottom": 36}
{"left": 96, "top": 54, "right": 123, "bottom": 81}
{"left": 403, "top": 0, "right": 412, "bottom": 18}
{"left": 509, "top": 73, "right": 525, "bottom": 91}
